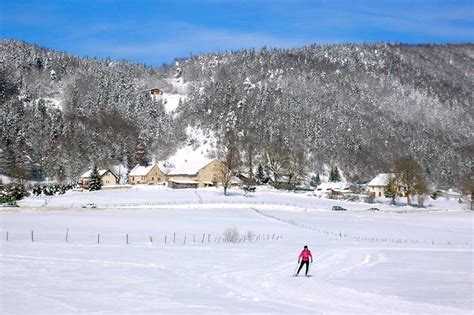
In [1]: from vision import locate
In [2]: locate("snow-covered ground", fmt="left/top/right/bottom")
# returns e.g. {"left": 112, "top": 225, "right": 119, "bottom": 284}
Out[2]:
{"left": 1, "top": 187, "right": 473, "bottom": 314}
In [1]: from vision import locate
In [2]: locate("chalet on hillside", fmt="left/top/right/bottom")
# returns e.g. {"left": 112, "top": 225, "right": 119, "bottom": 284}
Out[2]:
{"left": 128, "top": 164, "right": 167, "bottom": 185}
{"left": 149, "top": 88, "right": 164, "bottom": 101}
{"left": 365, "top": 173, "right": 394, "bottom": 197}
{"left": 80, "top": 169, "right": 118, "bottom": 189}
{"left": 166, "top": 159, "right": 228, "bottom": 189}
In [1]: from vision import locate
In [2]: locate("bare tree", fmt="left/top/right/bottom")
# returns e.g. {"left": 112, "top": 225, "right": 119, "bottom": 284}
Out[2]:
{"left": 392, "top": 156, "right": 425, "bottom": 206}
{"left": 265, "top": 145, "right": 289, "bottom": 187}
{"left": 286, "top": 149, "right": 308, "bottom": 190}
{"left": 219, "top": 166, "right": 233, "bottom": 196}
{"left": 414, "top": 175, "right": 428, "bottom": 207}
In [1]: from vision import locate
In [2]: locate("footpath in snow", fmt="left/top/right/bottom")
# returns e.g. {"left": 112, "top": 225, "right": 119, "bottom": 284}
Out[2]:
{"left": 1, "top": 187, "right": 472, "bottom": 313}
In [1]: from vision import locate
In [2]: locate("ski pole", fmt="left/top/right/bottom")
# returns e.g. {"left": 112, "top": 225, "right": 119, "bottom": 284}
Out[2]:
{"left": 293, "top": 261, "right": 300, "bottom": 276}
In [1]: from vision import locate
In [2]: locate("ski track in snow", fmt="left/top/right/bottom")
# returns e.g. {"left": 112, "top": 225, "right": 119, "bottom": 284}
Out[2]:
{"left": 1, "top": 194, "right": 472, "bottom": 314}
{"left": 0, "top": 254, "right": 166, "bottom": 269}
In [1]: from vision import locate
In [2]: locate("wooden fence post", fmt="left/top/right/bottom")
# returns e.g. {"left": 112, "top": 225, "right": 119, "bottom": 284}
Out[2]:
{"left": 126, "top": 234, "right": 129, "bottom": 244}
{"left": 97, "top": 233, "right": 100, "bottom": 244}
{"left": 149, "top": 236, "right": 153, "bottom": 244}
{"left": 66, "top": 228, "right": 69, "bottom": 243}
{"left": 183, "top": 236, "right": 187, "bottom": 245}
{"left": 31, "top": 230, "right": 34, "bottom": 242}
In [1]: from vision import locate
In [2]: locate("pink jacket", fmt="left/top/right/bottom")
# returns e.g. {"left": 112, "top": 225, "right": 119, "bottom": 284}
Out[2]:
{"left": 298, "top": 249, "right": 313, "bottom": 262}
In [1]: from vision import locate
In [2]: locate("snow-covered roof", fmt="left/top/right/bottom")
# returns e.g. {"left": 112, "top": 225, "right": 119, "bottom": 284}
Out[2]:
{"left": 168, "top": 178, "right": 198, "bottom": 184}
{"left": 367, "top": 173, "right": 394, "bottom": 187}
{"left": 81, "top": 169, "right": 112, "bottom": 178}
{"left": 439, "top": 189, "right": 462, "bottom": 197}
{"left": 315, "top": 182, "right": 350, "bottom": 192}
{"left": 129, "top": 164, "right": 164, "bottom": 177}
{"left": 166, "top": 158, "right": 215, "bottom": 176}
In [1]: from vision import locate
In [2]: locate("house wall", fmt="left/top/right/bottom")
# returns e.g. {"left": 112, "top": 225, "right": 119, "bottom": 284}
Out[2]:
{"left": 196, "top": 160, "right": 227, "bottom": 188}
{"left": 101, "top": 172, "right": 117, "bottom": 186}
{"left": 128, "top": 165, "right": 168, "bottom": 185}
{"left": 366, "top": 186, "right": 386, "bottom": 197}
{"left": 81, "top": 171, "right": 117, "bottom": 188}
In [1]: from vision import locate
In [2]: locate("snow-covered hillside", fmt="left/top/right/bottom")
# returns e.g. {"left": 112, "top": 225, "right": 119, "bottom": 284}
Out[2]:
{"left": 1, "top": 188, "right": 472, "bottom": 313}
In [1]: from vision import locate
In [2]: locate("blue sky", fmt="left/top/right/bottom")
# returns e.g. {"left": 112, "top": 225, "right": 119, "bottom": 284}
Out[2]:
{"left": 1, "top": 0, "right": 473, "bottom": 66}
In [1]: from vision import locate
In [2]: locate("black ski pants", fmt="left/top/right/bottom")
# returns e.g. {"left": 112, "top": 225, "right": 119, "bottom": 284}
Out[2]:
{"left": 297, "top": 260, "right": 310, "bottom": 275}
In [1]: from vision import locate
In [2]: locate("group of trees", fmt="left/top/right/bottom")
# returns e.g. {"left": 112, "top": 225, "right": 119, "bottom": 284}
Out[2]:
{"left": 32, "top": 182, "right": 75, "bottom": 196}
{"left": 385, "top": 156, "right": 429, "bottom": 207}
{"left": 179, "top": 43, "right": 472, "bottom": 190}
{"left": 0, "top": 180, "right": 29, "bottom": 205}
{"left": 1, "top": 39, "right": 472, "bottom": 193}
{"left": 0, "top": 40, "right": 184, "bottom": 183}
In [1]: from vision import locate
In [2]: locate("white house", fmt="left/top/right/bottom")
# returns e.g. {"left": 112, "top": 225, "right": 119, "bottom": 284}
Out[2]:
{"left": 365, "top": 173, "right": 394, "bottom": 197}
{"left": 80, "top": 169, "right": 118, "bottom": 188}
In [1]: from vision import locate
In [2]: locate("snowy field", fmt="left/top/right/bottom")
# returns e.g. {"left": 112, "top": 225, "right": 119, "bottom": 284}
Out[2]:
{"left": 1, "top": 187, "right": 473, "bottom": 314}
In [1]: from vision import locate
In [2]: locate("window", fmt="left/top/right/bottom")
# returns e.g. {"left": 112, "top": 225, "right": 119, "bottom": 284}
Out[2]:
{"left": 152, "top": 177, "right": 154, "bottom": 181}
{"left": 379, "top": 192, "right": 381, "bottom": 197}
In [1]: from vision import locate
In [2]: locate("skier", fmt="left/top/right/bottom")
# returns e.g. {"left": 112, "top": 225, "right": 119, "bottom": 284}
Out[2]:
{"left": 295, "top": 245, "right": 313, "bottom": 276}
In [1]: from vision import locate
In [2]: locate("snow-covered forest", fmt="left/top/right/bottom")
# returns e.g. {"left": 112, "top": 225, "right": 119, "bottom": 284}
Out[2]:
{"left": 1, "top": 39, "right": 472, "bottom": 188}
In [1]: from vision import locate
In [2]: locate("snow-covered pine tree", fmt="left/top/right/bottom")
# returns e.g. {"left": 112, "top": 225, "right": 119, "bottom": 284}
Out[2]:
{"left": 256, "top": 163, "right": 266, "bottom": 184}
{"left": 329, "top": 167, "right": 341, "bottom": 182}
{"left": 133, "top": 137, "right": 148, "bottom": 166}
{"left": 310, "top": 172, "right": 321, "bottom": 187}
{"left": 88, "top": 165, "right": 102, "bottom": 191}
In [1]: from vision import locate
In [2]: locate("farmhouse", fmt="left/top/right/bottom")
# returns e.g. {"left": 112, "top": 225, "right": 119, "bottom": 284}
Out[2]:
{"left": 166, "top": 159, "right": 228, "bottom": 189}
{"left": 80, "top": 169, "right": 118, "bottom": 188}
{"left": 128, "top": 164, "right": 167, "bottom": 185}
{"left": 366, "top": 173, "right": 394, "bottom": 197}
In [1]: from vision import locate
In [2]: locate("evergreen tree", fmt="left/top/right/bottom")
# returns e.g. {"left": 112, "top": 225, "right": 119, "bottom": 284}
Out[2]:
{"left": 255, "top": 163, "right": 266, "bottom": 184}
{"left": 329, "top": 166, "right": 341, "bottom": 182}
{"left": 133, "top": 137, "right": 148, "bottom": 166}
{"left": 310, "top": 172, "right": 321, "bottom": 187}
{"left": 88, "top": 165, "right": 102, "bottom": 191}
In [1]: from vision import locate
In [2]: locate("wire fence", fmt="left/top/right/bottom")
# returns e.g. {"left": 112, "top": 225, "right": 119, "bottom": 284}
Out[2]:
{"left": 251, "top": 207, "right": 471, "bottom": 247}
{"left": 2, "top": 229, "right": 284, "bottom": 247}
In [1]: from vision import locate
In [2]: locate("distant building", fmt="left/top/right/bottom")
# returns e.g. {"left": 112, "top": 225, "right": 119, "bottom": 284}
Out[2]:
{"left": 128, "top": 164, "right": 167, "bottom": 185}
{"left": 365, "top": 173, "right": 394, "bottom": 197}
{"left": 437, "top": 189, "right": 462, "bottom": 200}
{"left": 166, "top": 159, "right": 228, "bottom": 189}
{"left": 314, "top": 182, "right": 351, "bottom": 198}
{"left": 80, "top": 169, "right": 118, "bottom": 189}
{"left": 149, "top": 88, "right": 164, "bottom": 101}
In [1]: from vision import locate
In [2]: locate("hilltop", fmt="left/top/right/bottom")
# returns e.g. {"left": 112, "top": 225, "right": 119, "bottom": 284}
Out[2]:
{"left": 1, "top": 40, "right": 472, "bottom": 187}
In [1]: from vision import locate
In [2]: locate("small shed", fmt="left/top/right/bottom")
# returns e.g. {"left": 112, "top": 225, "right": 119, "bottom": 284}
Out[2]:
{"left": 168, "top": 178, "right": 198, "bottom": 189}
